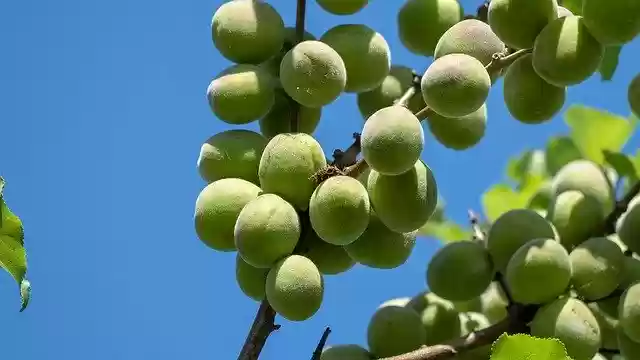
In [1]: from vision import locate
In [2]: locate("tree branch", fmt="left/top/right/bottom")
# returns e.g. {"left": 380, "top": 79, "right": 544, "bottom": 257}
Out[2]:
{"left": 331, "top": 133, "right": 361, "bottom": 169}
{"left": 237, "top": 300, "right": 280, "bottom": 360}
{"left": 289, "top": 0, "right": 308, "bottom": 133}
{"left": 310, "top": 327, "right": 332, "bottom": 360}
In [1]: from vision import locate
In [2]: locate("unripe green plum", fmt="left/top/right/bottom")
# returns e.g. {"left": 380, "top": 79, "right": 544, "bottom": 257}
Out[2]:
{"left": 618, "top": 327, "right": 640, "bottom": 359}
{"left": 421, "top": 53, "right": 491, "bottom": 118}
{"left": 259, "top": 91, "right": 321, "bottom": 139}
{"left": 418, "top": 293, "right": 462, "bottom": 344}
{"left": 532, "top": 16, "right": 605, "bottom": 87}
{"left": 211, "top": 0, "right": 285, "bottom": 64}
{"left": 234, "top": 194, "right": 300, "bottom": 268}
{"left": 557, "top": 6, "right": 574, "bottom": 18}
{"left": 530, "top": 297, "right": 602, "bottom": 360}
{"left": 570, "top": 237, "right": 624, "bottom": 300}
{"left": 345, "top": 212, "right": 416, "bottom": 269}
{"left": 486, "top": 208, "right": 558, "bottom": 271}
{"left": 320, "top": 24, "right": 391, "bottom": 93}
{"left": 461, "top": 312, "right": 491, "bottom": 334}
{"left": 367, "top": 160, "right": 438, "bottom": 232}
{"left": 309, "top": 176, "right": 370, "bottom": 245}
{"left": 480, "top": 282, "right": 509, "bottom": 323}
{"left": 357, "top": 65, "right": 425, "bottom": 120}
{"left": 619, "top": 203, "right": 640, "bottom": 255}
{"left": 620, "top": 255, "right": 640, "bottom": 290}
{"left": 582, "top": 0, "right": 640, "bottom": 45}
{"left": 397, "top": 0, "right": 463, "bottom": 56}
{"left": 629, "top": 73, "right": 640, "bottom": 117}
{"left": 316, "top": 0, "right": 369, "bottom": 15}
{"left": 206, "top": 64, "right": 276, "bottom": 124}
{"left": 280, "top": 40, "right": 347, "bottom": 108}
{"left": 434, "top": 19, "right": 505, "bottom": 67}
{"left": 528, "top": 181, "right": 553, "bottom": 211}
{"left": 548, "top": 190, "right": 606, "bottom": 250}
{"left": 503, "top": 53, "right": 566, "bottom": 124}
{"left": 361, "top": 106, "right": 425, "bottom": 175}
{"left": 588, "top": 296, "right": 621, "bottom": 350}
{"left": 260, "top": 27, "right": 316, "bottom": 77}
{"left": 488, "top": 0, "right": 557, "bottom": 49}
{"left": 427, "top": 241, "right": 494, "bottom": 302}
{"left": 258, "top": 133, "right": 327, "bottom": 210}
{"left": 194, "top": 178, "right": 262, "bottom": 251}
{"left": 304, "top": 231, "right": 355, "bottom": 275}
{"left": 265, "top": 255, "right": 323, "bottom": 321}
{"left": 367, "top": 305, "right": 426, "bottom": 357}
{"left": 320, "top": 344, "right": 371, "bottom": 360}
{"left": 235, "top": 254, "right": 269, "bottom": 301}
{"left": 427, "top": 103, "right": 487, "bottom": 150}
{"left": 620, "top": 283, "right": 640, "bottom": 343}
{"left": 197, "top": 130, "right": 267, "bottom": 185}
{"left": 551, "top": 160, "right": 615, "bottom": 214}
{"left": 506, "top": 238, "right": 572, "bottom": 304}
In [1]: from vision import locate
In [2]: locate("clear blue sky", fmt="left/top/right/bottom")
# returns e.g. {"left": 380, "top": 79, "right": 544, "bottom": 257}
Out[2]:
{"left": 0, "top": 0, "right": 638, "bottom": 359}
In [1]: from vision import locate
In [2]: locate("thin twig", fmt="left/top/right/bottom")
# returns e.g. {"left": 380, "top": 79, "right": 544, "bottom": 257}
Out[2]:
{"left": 331, "top": 133, "right": 361, "bottom": 169}
{"left": 237, "top": 300, "right": 280, "bottom": 360}
{"left": 310, "top": 327, "right": 332, "bottom": 360}
{"left": 289, "top": 0, "right": 308, "bottom": 133}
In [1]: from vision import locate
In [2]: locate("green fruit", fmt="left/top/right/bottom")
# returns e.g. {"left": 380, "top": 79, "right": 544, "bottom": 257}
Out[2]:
{"left": 461, "top": 312, "right": 491, "bottom": 334}
{"left": 206, "top": 64, "right": 276, "bottom": 124}
{"left": 619, "top": 204, "right": 640, "bottom": 254}
{"left": 258, "top": 133, "right": 327, "bottom": 210}
{"left": 211, "top": 0, "right": 285, "bottom": 64}
{"left": 418, "top": 293, "right": 462, "bottom": 344}
{"left": 234, "top": 194, "right": 301, "bottom": 268}
{"left": 320, "top": 344, "right": 371, "bottom": 360}
{"left": 551, "top": 160, "right": 615, "bottom": 214}
{"left": 378, "top": 297, "right": 412, "bottom": 309}
{"left": 194, "top": 178, "right": 262, "bottom": 251}
{"left": 618, "top": 327, "right": 640, "bottom": 359}
{"left": 480, "top": 282, "right": 509, "bottom": 323}
{"left": 532, "top": 16, "right": 605, "bottom": 87}
{"left": 397, "top": 0, "right": 463, "bottom": 56}
{"left": 309, "top": 176, "right": 371, "bottom": 245}
{"left": 367, "top": 160, "right": 438, "bottom": 232}
{"left": 357, "top": 65, "right": 425, "bottom": 120}
{"left": 506, "top": 238, "right": 572, "bottom": 304}
{"left": 280, "top": 40, "right": 347, "bottom": 108}
{"left": 265, "top": 255, "right": 324, "bottom": 321}
{"left": 421, "top": 53, "right": 491, "bottom": 118}
{"left": 367, "top": 305, "right": 426, "bottom": 357}
{"left": 557, "top": 6, "right": 574, "bottom": 18}
{"left": 545, "top": 136, "right": 584, "bottom": 176}
{"left": 528, "top": 181, "right": 553, "bottom": 211}
{"left": 235, "top": 254, "right": 269, "bottom": 301}
{"left": 570, "top": 237, "right": 624, "bottom": 300}
{"left": 345, "top": 212, "right": 416, "bottom": 269}
{"left": 487, "top": 0, "right": 557, "bottom": 49}
{"left": 427, "top": 241, "right": 494, "bottom": 302}
{"left": 582, "top": 0, "right": 640, "bottom": 45}
{"left": 530, "top": 297, "right": 601, "bottom": 360}
{"left": 434, "top": 19, "right": 506, "bottom": 66}
{"left": 361, "top": 106, "right": 425, "bottom": 175}
{"left": 320, "top": 24, "right": 391, "bottom": 93}
{"left": 548, "top": 190, "right": 606, "bottom": 250}
{"left": 588, "top": 296, "right": 621, "bottom": 350}
{"left": 620, "top": 283, "right": 640, "bottom": 343}
{"left": 620, "top": 255, "right": 640, "bottom": 290}
{"left": 260, "top": 27, "right": 317, "bottom": 77}
{"left": 197, "top": 130, "right": 267, "bottom": 185}
{"left": 316, "top": 0, "right": 369, "bottom": 15}
{"left": 259, "top": 91, "right": 322, "bottom": 139}
{"left": 486, "top": 208, "right": 558, "bottom": 271}
{"left": 503, "top": 53, "right": 566, "bottom": 124}
{"left": 304, "top": 231, "right": 355, "bottom": 275}
{"left": 427, "top": 103, "right": 487, "bottom": 150}
{"left": 629, "top": 73, "right": 640, "bottom": 117}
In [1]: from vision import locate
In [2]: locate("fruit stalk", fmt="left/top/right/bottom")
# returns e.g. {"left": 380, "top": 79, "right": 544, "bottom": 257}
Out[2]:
{"left": 310, "top": 327, "right": 332, "bottom": 360}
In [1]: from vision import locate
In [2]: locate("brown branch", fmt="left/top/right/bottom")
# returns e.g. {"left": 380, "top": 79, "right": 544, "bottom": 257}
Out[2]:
{"left": 237, "top": 300, "right": 280, "bottom": 360}
{"left": 310, "top": 327, "right": 332, "bottom": 360}
{"left": 332, "top": 133, "right": 361, "bottom": 169}
{"left": 289, "top": 0, "right": 308, "bottom": 133}
{"left": 602, "top": 180, "right": 640, "bottom": 235}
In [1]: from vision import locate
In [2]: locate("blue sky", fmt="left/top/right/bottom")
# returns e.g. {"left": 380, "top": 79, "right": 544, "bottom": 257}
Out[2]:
{"left": 0, "top": 0, "right": 638, "bottom": 359}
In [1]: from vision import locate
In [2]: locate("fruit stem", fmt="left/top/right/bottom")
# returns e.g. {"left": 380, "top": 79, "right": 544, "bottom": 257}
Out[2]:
{"left": 289, "top": 0, "right": 308, "bottom": 133}
{"left": 310, "top": 327, "right": 332, "bottom": 360}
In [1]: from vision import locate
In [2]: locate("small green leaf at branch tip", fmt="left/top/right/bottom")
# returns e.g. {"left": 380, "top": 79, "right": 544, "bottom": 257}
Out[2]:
{"left": 599, "top": 46, "right": 622, "bottom": 81}
{"left": 506, "top": 150, "right": 546, "bottom": 185}
{"left": 603, "top": 150, "right": 639, "bottom": 184}
{"left": 565, "top": 105, "right": 636, "bottom": 164}
{"left": 482, "top": 176, "right": 546, "bottom": 222}
{"left": 490, "top": 333, "right": 572, "bottom": 360}
{"left": 20, "top": 278, "right": 31, "bottom": 312}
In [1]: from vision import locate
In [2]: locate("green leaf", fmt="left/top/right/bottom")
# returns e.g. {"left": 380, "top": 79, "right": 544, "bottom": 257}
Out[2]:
{"left": 603, "top": 150, "right": 639, "bottom": 184}
{"left": 545, "top": 136, "right": 583, "bottom": 175}
{"left": 490, "top": 333, "right": 571, "bottom": 360}
{"left": 419, "top": 220, "right": 471, "bottom": 243}
{"left": 565, "top": 105, "right": 636, "bottom": 164}
{"left": 599, "top": 46, "right": 622, "bottom": 81}
{"left": 560, "top": 0, "right": 583, "bottom": 14}
{"left": 482, "top": 176, "right": 546, "bottom": 222}
{"left": 506, "top": 150, "right": 546, "bottom": 184}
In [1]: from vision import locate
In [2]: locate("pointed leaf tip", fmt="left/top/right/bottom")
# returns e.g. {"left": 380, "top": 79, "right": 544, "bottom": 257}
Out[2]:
{"left": 20, "top": 278, "right": 31, "bottom": 312}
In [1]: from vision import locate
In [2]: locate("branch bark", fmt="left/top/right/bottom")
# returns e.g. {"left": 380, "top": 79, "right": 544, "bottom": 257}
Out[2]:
{"left": 310, "top": 327, "right": 332, "bottom": 360}
{"left": 289, "top": 0, "right": 308, "bottom": 133}
{"left": 237, "top": 300, "right": 280, "bottom": 360}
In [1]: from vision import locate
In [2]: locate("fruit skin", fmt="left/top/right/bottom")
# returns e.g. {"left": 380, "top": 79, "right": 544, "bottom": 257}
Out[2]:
{"left": 361, "top": 106, "right": 425, "bottom": 176}
{"left": 206, "top": 64, "right": 276, "bottom": 125}
{"left": 345, "top": 212, "right": 416, "bottom": 269}
{"left": 486, "top": 208, "right": 558, "bottom": 271}
{"left": 551, "top": 160, "right": 615, "bottom": 214}
{"left": 530, "top": 297, "right": 602, "bottom": 360}
{"left": 408, "top": 292, "right": 462, "bottom": 344}
{"left": 618, "top": 326, "right": 640, "bottom": 359}
{"left": 194, "top": 178, "right": 262, "bottom": 251}
{"left": 357, "top": 65, "right": 426, "bottom": 120}
{"left": 421, "top": 53, "right": 491, "bottom": 118}
{"left": 258, "top": 133, "right": 327, "bottom": 210}
{"left": 197, "top": 130, "right": 267, "bottom": 185}
{"left": 427, "top": 241, "right": 495, "bottom": 302}
{"left": 548, "top": 190, "right": 605, "bottom": 250}
{"left": 234, "top": 194, "right": 301, "bottom": 268}
{"left": 397, "top": 0, "right": 463, "bottom": 56}
{"left": 557, "top": 6, "right": 574, "bottom": 18}
{"left": 211, "top": 0, "right": 285, "bottom": 64}
{"left": 503, "top": 53, "right": 566, "bottom": 124}
{"left": 427, "top": 103, "right": 487, "bottom": 150}
{"left": 629, "top": 73, "right": 640, "bottom": 117}
{"left": 303, "top": 231, "right": 355, "bottom": 275}
{"left": 618, "top": 204, "right": 640, "bottom": 254}
{"left": 259, "top": 91, "right": 322, "bottom": 139}
{"left": 309, "top": 176, "right": 371, "bottom": 246}
{"left": 487, "top": 0, "right": 558, "bottom": 49}
{"left": 582, "top": 0, "right": 640, "bottom": 45}
{"left": 316, "top": 0, "right": 369, "bottom": 15}
{"left": 367, "top": 160, "right": 438, "bottom": 233}
{"left": 532, "top": 16, "right": 605, "bottom": 87}
{"left": 506, "top": 238, "right": 572, "bottom": 304}
{"left": 279, "top": 40, "right": 347, "bottom": 108}
{"left": 265, "top": 255, "right": 324, "bottom": 322}
{"left": 367, "top": 305, "right": 426, "bottom": 357}
{"left": 320, "top": 344, "right": 371, "bottom": 360}
{"left": 570, "top": 237, "right": 624, "bottom": 300}
{"left": 587, "top": 296, "right": 621, "bottom": 350}
{"left": 619, "top": 255, "right": 640, "bottom": 290}
{"left": 320, "top": 24, "right": 391, "bottom": 93}
{"left": 619, "top": 282, "right": 640, "bottom": 343}
{"left": 434, "top": 19, "right": 505, "bottom": 66}
{"left": 260, "top": 27, "right": 317, "bottom": 77}
{"left": 235, "top": 254, "right": 269, "bottom": 301}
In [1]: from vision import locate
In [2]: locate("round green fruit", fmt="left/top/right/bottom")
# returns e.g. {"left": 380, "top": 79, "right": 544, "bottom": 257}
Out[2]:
{"left": 367, "top": 305, "right": 426, "bottom": 357}
{"left": 629, "top": 73, "right": 640, "bottom": 117}
{"left": 357, "top": 65, "right": 425, "bottom": 120}
{"left": 570, "top": 237, "right": 624, "bottom": 300}
{"left": 434, "top": 19, "right": 505, "bottom": 66}
{"left": 620, "top": 255, "right": 640, "bottom": 290}
{"left": 480, "top": 282, "right": 509, "bottom": 323}
{"left": 619, "top": 282, "right": 640, "bottom": 343}
{"left": 378, "top": 297, "right": 412, "bottom": 309}
{"left": 427, "top": 103, "right": 487, "bottom": 150}
{"left": 397, "top": 0, "right": 463, "bottom": 56}
{"left": 487, "top": 0, "right": 557, "bottom": 49}
{"left": 548, "top": 190, "right": 606, "bottom": 250}
{"left": 260, "top": 27, "right": 316, "bottom": 77}
{"left": 618, "top": 326, "right": 640, "bottom": 359}
{"left": 235, "top": 254, "right": 269, "bottom": 301}
{"left": 588, "top": 296, "right": 621, "bottom": 350}
{"left": 259, "top": 91, "right": 321, "bottom": 139}
{"left": 316, "top": 0, "right": 369, "bottom": 15}
{"left": 320, "top": 344, "right": 371, "bottom": 360}
{"left": 619, "top": 204, "right": 640, "bottom": 254}
{"left": 551, "top": 160, "right": 615, "bottom": 214}
{"left": 582, "top": 0, "right": 640, "bottom": 45}
{"left": 418, "top": 293, "right": 463, "bottom": 344}
{"left": 303, "top": 231, "right": 355, "bottom": 275}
